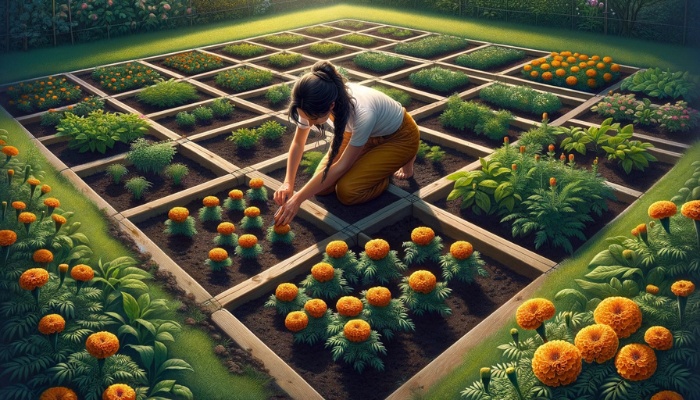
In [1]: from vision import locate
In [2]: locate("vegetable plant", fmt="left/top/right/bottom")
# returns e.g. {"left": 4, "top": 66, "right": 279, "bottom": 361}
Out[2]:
{"left": 354, "top": 52, "right": 405, "bottom": 73}
{"left": 265, "top": 84, "right": 291, "bottom": 106}
{"left": 454, "top": 46, "right": 525, "bottom": 70}
{"left": 221, "top": 43, "right": 266, "bottom": 58}
{"left": 105, "top": 164, "right": 129, "bottom": 184}
{"left": 214, "top": 67, "right": 273, "bottom": 93}
{"left": 175, "top": 111, "right": 196, "bottom": 128}
{"left": 601, "top": 124, "right": 658, "bottom": 174}
{"left": 210, "top": 98, "right": 235, "bottom": 118}
{"left": 620, "top": 67, "right": 699, "bottom": 102}
{"left": 226, "top": 128, "right": 259, "bottom": 149}
{"left": 258, "top": 120, "right": 286, "bottom": 141}
{"left": 136, "top": 79, "right": 199, "bottom": 108}
{"left": 55, "top": 110, "right": 149, "bottom": 153}
{"left": 191, "top": 106, "right": 214, "bottom": 124}
{"left": 164, "top": 163, "right": 189, "bottom": 185}
{"left": 309, "top": 42, "right": 345, "bottom": 57}
{"left": 409, "top": 66, "right": 469, "bottom": 93}
{"left": 125, "top": 138, "right": 176, "bottom": 175}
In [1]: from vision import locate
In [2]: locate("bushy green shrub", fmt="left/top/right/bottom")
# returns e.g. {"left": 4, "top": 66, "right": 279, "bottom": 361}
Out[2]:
{"left": 479, "top": 83, "right": 562, "bottom": 116}
{"left": 376, "top": 26, "right": 413, "bottom": 38}
{"left": 105, "top": 163, "right": 128, "bottom": 184}
{"left": 214, "top": 67, "right": 274, "bottom": 92}
{"left": 353, "top": 52, "right": 405, "bottom": 73}
{"left": 620, "top": 67, "right": 699, "bottom": 102}
{"left": 339, "top": 34, "right": 377, "bottom": 47}
{"left": 409, "top": 67, "right": 470, "bottom": 93}
{"left": 227, "top": 127, "right": 259, "bottom": 149}
{"left": 309, "top": 42, "right": 345, "bottom": 56}
{"left": 260, "top": 33, "right": 305, "bottom": 47}
{"left": 439, "top": 95, "right": 513, "bottom": 140}
{"left": 136, "top": 79, "right": 199, "bottom": 108}
{"left": 370, "top": 85, "right": 412, "bottom": 107}
{"left": 163, "top": 51, "right": 224, "bottom": 75}
{"left": 265, "top": 84, "right": 291, "bottom": 106}
{"left": 258, "top": 120, "right": 287, "bottom": 141}
{"left": 124, "top": 176, "right": 152, "bottom": 200}
{"left": 192, "top": 106, "right": 214, "bottom": 124}
{"left": 40, "top": 109, "right": 64, "bottom": 126}
{"left": 454, "top": 46, "right": 525, "bottom": 70}
{"left": 394, "top": 35, "right": 468, "bottom": 58}
{"left": 126, "top": 138, "right": 177, "bottom": 174}
{"left": 304, "top": 26, "right": 336, "bottom": 37}
{"left": 72, "top": 96, "right": 105, "bottom": 117}
{"left": 268, "top": 52, "right": 303, "bottom": 69}
{"left": 210, "top": 98, "right": 235, "bottom": 118}
{"left": 55, "top": 110, "right": 149, "bottom": 153}
{"left": 517, "top": 120, "right": 559, "bottom": 149}
{"left": 92, "top": 62, "right": 162, "bottom": 93}
{"left": 221, "top": 43, "right": 267, "bottom": 58}
{"left": 175, "top": 111, "right": 196, "bottom": 129}
{"left": 164, "top": 163, "right": 189, "bottom": 185}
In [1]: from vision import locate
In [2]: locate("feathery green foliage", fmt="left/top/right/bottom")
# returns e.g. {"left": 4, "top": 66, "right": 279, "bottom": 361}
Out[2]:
{"left": 136, "top": 79, "right": 199, "bottom": 108}
{"left": 105, "top": 164, "right": 128, "bottom": 185}
{"left": 125, "top": 138, "right": 176, "bottom": 175}
{"left": 454, "top": 45, "right": 525, "bottom": 70}
{"left": 124, "top": 176, "right": 152, "bottom": 200}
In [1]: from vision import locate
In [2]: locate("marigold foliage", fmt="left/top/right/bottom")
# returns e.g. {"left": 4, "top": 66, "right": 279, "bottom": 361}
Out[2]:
{"left": 516, "top": 298, "right": 556, "bottom": 330}
{"left": 593, "top": 296, "right": 642, "bottom": 338}
{"left": 19, "top": 268, "right": 50, "bottom": 290}
{"left": 38, "top": 313, "right": 66, "bottom": 335}
{"left": 671, "top": 280, "right": 695, "bottom": 297}
{"left": 235, "top": 234, "right": 263, "bottom": 259}
{"left": 644, "top": 326, "right": 673, "bottom": 350}
{"left": 246, "top": 184, "right": 268, "bottom": 202}
{"left": 531, "top": 340, "right": 583, "bottom": 387}
{"left": 40, "top": 387, "right": 78, "bottom": 400}
{"left": 70, "top": 264, "right": 95, "bottom": 282}
{"left": 399, "top": 276, "right": 452, "bottom": 317}
{"left": 574, "top": 323, "right": 619, "bottom": 363}
{"left": 359, "top": 244, "right": 406, "bottom": 285}
{"left": 361, "top": 290, "right": 415, "bottom": 340}
{"left": 439, "top": 245, "right": 488, "bottom": 284}
{"left": 403, "top": 229, "right": 443, "bottom": 265}
{"left": 614, "top": 343, "right": 657, "bottom": 381}
{"left": 102, "top": 383, "right": 136, "bottom": 400}
{"left": 85, "top": 331, "right": 120, "bottom": 359}
{"left": 265, "top": 283, "right": 309, "bottom": 316}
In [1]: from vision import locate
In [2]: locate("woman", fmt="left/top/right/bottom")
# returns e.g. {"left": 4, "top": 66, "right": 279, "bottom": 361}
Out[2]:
{"left": 273, "top": 60, "right": 420, "bottom": 226}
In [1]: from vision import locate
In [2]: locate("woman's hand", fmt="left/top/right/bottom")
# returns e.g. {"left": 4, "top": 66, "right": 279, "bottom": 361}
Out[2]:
{"left": 274, "top": 195, "right": 302, "bottom": 226}
{"left": 273, "top": 182, "right": 293, "bottom": 205}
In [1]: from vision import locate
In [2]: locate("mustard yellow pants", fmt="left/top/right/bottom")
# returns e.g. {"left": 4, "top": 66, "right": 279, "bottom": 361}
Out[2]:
{"left": 315, "top": 110, "right": 420, "bottom": 205}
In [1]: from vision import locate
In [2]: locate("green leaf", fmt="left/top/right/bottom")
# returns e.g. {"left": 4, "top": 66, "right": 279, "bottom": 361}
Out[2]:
{"left": 122, "top": 292, "right": 140, "bottom": 322}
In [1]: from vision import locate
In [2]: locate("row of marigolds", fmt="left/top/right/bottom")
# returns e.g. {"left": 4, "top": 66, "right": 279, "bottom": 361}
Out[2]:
{"left": 264, "top": 226, "right": 489, "bottom": 372}
{"left": 521, "top": 50, "right": 621, "bottom": 92}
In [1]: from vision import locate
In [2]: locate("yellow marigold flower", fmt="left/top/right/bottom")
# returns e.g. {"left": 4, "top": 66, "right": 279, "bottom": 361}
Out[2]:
{"left": 530, "top": 70, "right": 539, "bottom": 78}
{"left": 86, "top": 331, "right": 119, "bottom": 359}
{"left": 0, "top": 230, "right": 17, "bottom": 246}
{"left": 593, "top": 296, "right": 642, "bottom": 338}
{"left": 19, "top": 268, "right": 49, "bottom": 291}
{"left": 40, "top": 387, "right": 78, "bottom": 400}
{"left": 523, "top": 64, "right": 532, "bottom": 72}
{"left": 209, "top": 248, "right": 228, "bottom": 262}
{"left": 450, "top": 241, "right": 474, "bottom": 260}
{"left": 516, "top": 298, "right": 556, "bottom": 330}
{"left": 1, "top": 146, "right": 19, "bottom": 157}
{"left": 531, "top": 59, "right": 541, "bottom": 67}
{"left": 33, "top": 249, "right": 54, "bottom": 263}
{"left": 555, "top": 68, "right": 566, "bottom": 77}
{"left": 202, "top": 196, "right": 220, "bottom": 207}
{"left": 644, "top": 326, "right": 673, "bottom": 351}
{"left": 587, "top": 60, "right": 596, "bottom": 66}
{"left": 38, "top": 314, "right": 66, "bottom": 335}
{"left": 274, "top": 224, "right": 291, "bottom": 234}
{"left": 336, "top": 296, "right": 363, "bottom": 317}
{"left": 244, "top": 206, "right": 260, "bottom": 217}
{"left": 542, "top": 72, "right": 553, "bottom": 81}
{"left": 611, "top": 63, "right": 620, "bottom": 72}
{"left": 102, "top": 384, "right": 136, "bottom": 400}
{"left": 52, "top": 214, "right": 67, "bottom": 225}
{"left": 304, "top": 298, "right": 328, "bottom": 318}
{"left": 27, "top": 178, "right": 40, "bottom": 186}
{"left": 615, "top": 343, "right": 657, "bottom": 381}
{"left": 681, "top": 200, "right": 700, "bottom": 220}
{"left": 566, "top": 76, "right": 578, "bottom": 86}
{"left": 43, "top": 197, "right": 60, "bottom": 208}
{"left": 561, "top": 51, "right": 572, "bottom": 57}
{"left": 275, "top": 283, "right": 298, "bottom": 302}
{"left": 671, "top": 280, "right": 695, "bottom": 297}
{"left": 561, "top": 61, "right": 569, "bottom": 67}
{"left": 326, "top": 240, "right": 349, "bottom": 258}
{"left": 540, "top": 63, "right": 550, "bottom": 70}
{"left": 344, "top": 319, "right": 371, "bottom": 343}
{"left": 651, "top": 390, "right": 684, "bottom": 400}
{"left": 603, "top": 56, "right": 613, "bottom": 63}
{"left": 411, "top": 226, "right": 435, "bottom": 246}
{"left": 311, "top": 262, "right": 335, "bottom": 282}
{"left": 366, "top": 286, "right": 392, "bottom": 307}
{"left": 574, "top": 324, "right": 618, "bottom": 363}
{"left": 70, "top": 264, "right": 95, "bottom": 282}
{"left": 648, "top": 201, "right": 677, "bottom": 219}
{"left": 365, "top": 238, "right": 390, "bottom": 260}
{"left": 41, "top": 184, "right": 51, "bottom": 194}
{"left": 595, "top": 62, "right": 606, "bottom": 69}
{"left": 551, "top": 60, "right": 561, "bottom": 67}
{"left": 228, "top": 189, "right": 244, "bottom": 200}
{"left": 168, "top": 207, "right": 189, "bottom": 222}
{"left": 249, "top": 178, "right": 264, "bottom": 189}
{"left": 284, "top": 311, "right": 308, "bottom": 332}
{"left": 11, "top": 201, "right": 26, "bottom": 210}
{"left": 531, "top": 340, "right": 583, "bottom": 387}
{"left": 238, "top": 234, "right": 258, "bottom": 248}
{"left": 217, "top": 222, "right": 235, "bottom": 235}
{"left": 408, "top": 270, "right": 437, "bottom": 294}
{"left": 646, "top": 284, "right": 659, "bottom": 295}
{"left": 585, "top": 69, "right": 597, "bottom": 77}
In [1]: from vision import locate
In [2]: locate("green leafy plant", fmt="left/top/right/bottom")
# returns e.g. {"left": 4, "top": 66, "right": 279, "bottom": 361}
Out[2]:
{"left": 518, "top": 118, "right": 559, "bottom": 149}
{"left": 191, "top": 106, "right": 214, "bottom": 124}
{"left": 268, "top": 52, "right": 303, "bottom": 69}
{"left": 162, "top": 51, "right": 224, "bottom": 75}
{"left": 164, "top": 163, "right": 189, "bottom": 185}
{"left": 601, "top": 124, "right": 658, "bottom": 174}
{"left": 339, "top": 33, "right": 377, "bottom": 47}
{"left": 479, "top": 83, "right": 562, "bottom": 116}
{"left": 369, "top": 85, "right": 411, "bottom": 107}
{"left": 394, "top": 35, "right": 468, "bottom": 58}
{"left": 175, "top": 111, "right": 196, "bottom": 128}
{"left": 399, "top": 271, "right": 452, "bottom": 316}
{"left": 446, "top": 157, "right": 517, "bottom": 215}
{"left": 136, "top": 79, "right": 199, "bottom": 108}
{"left": 354, "top": 52, "right": 405, "bottom": 73}
{"left": 265, "top": 84, "right": 291, "bottom": 106}
{"left": 591, "top": 92, "right": 638, "bottom": 121}
{"left": 300, "top": 151, "right": 324, "bottom": 175}
{"left": 309, "top": 42, "right": 345, "bottom": 56}
{"left": 300, "top": 266, "right": 352, "bottom": 299}
{"left": 221, "top": 43, "right": 266, "bottom": 58}
{"left": 40, "top": 109, "right": 64, "bottom": 126}
{"left": 209, "top": 98, "right": 235, "bottom": 119}
{"left": 620, "top": 67, "right": 699, "bottom": 102}
{"left": 55, "top": 110, "right": 149, "bottom": 153}
{"left": 409, "top": 66, "right": 470, "bottom": 93}
{"left": 425, "top": 145, "right": 446, "bottom": 163}
{"left": 335, "top": 20, "right": 366, "bottom": 29}
{"left": 454, "top": 46, "right": 525, "bottom": 70}
{"left": 439, "top": 95, "right": 513, "bottom": 140}
{"left": 71, "top": 96, "right": 105, "bottom": 117}
{"left": 125, "top": 138, "right": 176, "bottom": 174}
{"left": 326, "top": 322, "right": 387, "bottom": 373}
{"left": 127, "top": 341, "right": 194, "bottom": 399}
{"left": 439, "top": 242, "right": 488, "bottom": 284}
{"left": 258, "top": 120, "right": 287, "bottom": 141}
{"left": 303, "top": 26, "right": 336, "bottom": 37}
{"left": 214, "top": 67, "right": 273, "bottom": 92}
{"left": 92, "top": 62, "right": 162, "bottom": 93}
{"left": 360, "top": 288, "right": 415, "bottom": 341}
{"left": 260, "top": 33, "right": 306, "bottom": 47}
{"left": 124, "top": 176, "right": 152, "bottom": 200}
{"left": 416, "top": 140, "right": 431, "bottom": 161}
{"left": 376, "top": 26, "right": 413, "bottom": 38}
{"left": 105, "top": 163, "right": 128, "bottom": 184}
{"left": 670, "top": 161, "right": 700, "bottom": 204}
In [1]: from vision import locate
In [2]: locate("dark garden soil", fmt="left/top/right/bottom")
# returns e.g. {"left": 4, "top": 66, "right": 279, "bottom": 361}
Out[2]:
{"left": 153, "top": 107, "right": 262, "bottom": 137}
{"left": 117, "top": 90, "right": 215, "bottom": 115}
{"left": 294, "top": 45, "right": 361, "bottom": 60}
{"left": 389, "top": 76, "right": 478, "bottom": 98}
{"left": 45, "top": 133, "right": 162, "bottom": 167}
{"left": 232, "top": 215, "right": 532, "bottom": 400}
{"left": 332, "top": 58, "right": 420, "bottom": 78}
{"left": 82, "top": 153, "right": 220, "bottom": 212}
{"left": 239, "top": 93, "right": 290, "bottom": 113}
{"left": 416, "top": 112, "right": 524, "bottom": 149}
{"left": 196, "top": 75, "right": 289, "bottom": 96}
{"left": 575, "top": 109, "right": 700, "bottom": 145}
{"left": 135, "top": 187, "right": 330, "bottom": 297}
{"left": 22, "top": 104, "right": 123, "bottom": 139}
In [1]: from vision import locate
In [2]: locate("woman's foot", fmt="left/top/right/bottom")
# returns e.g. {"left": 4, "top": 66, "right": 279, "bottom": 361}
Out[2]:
{"left": 393, "top": 156, "right": 415, "bottom": 180}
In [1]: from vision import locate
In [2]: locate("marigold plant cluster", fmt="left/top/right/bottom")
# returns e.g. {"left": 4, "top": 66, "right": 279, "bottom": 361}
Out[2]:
{"left": 91, "top": 62, "right": 162, "bottom": 93}
{"left": 6, "top": 76, "right": 83, "bottom": 114}
{"left": 521, "top": 51, "right": 621, "bottom": 92}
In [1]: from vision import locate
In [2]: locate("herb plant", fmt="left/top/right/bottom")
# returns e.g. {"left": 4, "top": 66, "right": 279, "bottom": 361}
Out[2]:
{"left": 210, "top": 98, "right": 235, "bottom": 118}
{"left": 126, "top": 138, "right": 176, "bottom": 174}
{"left": 214, "top": 67, "right": 273, "bottom": 92}
{"left": 164, "top": 163, "right": 189, "bottom": 185}
{"left": 394, "top": 35, "right": 468, "bottom": 58}
{"left": 136, "top": 79, "right": 199, "bottom": 108}
{"left": 124, "top": 176, "right": 152, "bottom": 200}
{"left": 221, "top": 43, "right": 267, "bottom": 58}
{"left": 55, "top": 110, "right": 149, "bottom": 153}
{"left": 268, "top": 52, "right": 303, "bottom": 69}
{"left": 439, "top": 95, "right": 513, "bottom": 140}
{"left": 258, "top": 120, "right": 286, "bottom": 141}
{"left": 479, "top": 83, "right": 562, "bottom": 116}
{"left": 376, "top": 26, "right": 413, "bottom": 38}
{"left": 454, "top": 46, "right": 525, "bottom": 70}
{"left": 409, "top": 67, "right": 469, "bottom": 93}
{"left": 191, "top": 106, "right": 214, "bottom": 124}
{"left": 227, "top": 128, "right": 259, "bottom": 149}
{"left": 175, "top": 111, "right": 196, "bottom": 128}
{"left": 370, "top": 85, "right": 412, "bottom": 107}
{"left": 265, "top": 84, "right": 291, "bottom": 106}
{"left": 105, "top": 164, "right": 128, "bottom": 184}
{"left": 354, "top": 52, "right": 405, "bottom": 73}
{"left": 339, "top": 34, "right": 377, "bottom": 47}
{"left": 309, "top": 42, "right": 345, "bottom": 56}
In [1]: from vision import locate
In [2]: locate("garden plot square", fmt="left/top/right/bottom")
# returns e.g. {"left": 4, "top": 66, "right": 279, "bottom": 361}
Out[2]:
{"left": 72, "top": 61, "right": 179, "bottom": 95}
{"left": 204, "top": 41, "right": 275, "bottom": 62}
{"left": 250, "top": 32, "right": 315, "bottom": 49}
{"left": 234, "top": 81, "right": 295, "bottom": 113}
{"left": 385, "top": 34, "right": 477, "bottom": 61}
{"left": 438, "top": 45, "right": 540, "bottom": 74}
{"left": 20, "top": 99, "right": 126, "bottom": 140}
{"left": 382, "top": 64, "right": 489, "bottom": 98}
{"left": 363, "top": 26, "right": 427, "bottom": 41}
{"left": 139, "top": 50, "right": 237, "bottom": 79}
{"left": 193, "top": 65, "right": 292, "bottom": 96}
{"left": 328, "top": 19, "right": 382, "bottom": 31}
{"left": 291, "top": 41, "right": 365, "bottom": 61}
{"left": 113, "top": 81, "right": 216, "bottom": 116}
{"left": 292, "top": 25, "right": 345, "bottom": 39}
{"left": 330, "top": 52, "right": 423, "bottom": 79}
{"left": 334, "top": 33, "right": 395, "bottom": 50}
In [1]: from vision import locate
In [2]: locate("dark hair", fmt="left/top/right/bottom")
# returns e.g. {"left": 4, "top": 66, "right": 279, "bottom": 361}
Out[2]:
{"left": 288, "top": 61, "right": 354, "bottom": 181}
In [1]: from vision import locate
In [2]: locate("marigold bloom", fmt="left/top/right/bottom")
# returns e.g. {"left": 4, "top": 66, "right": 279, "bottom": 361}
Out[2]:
{"left": 408, "top": 270, "right": 437, "bottom": 294}
{"left": 238, "top": 234, "right": 258, "bottom": 248}
{"left": 208, "top": 248, "right": 228, "bottom": 262}
{"left": 33, "top": 249, "right": 54, "bottom": 263}
{"left": 336, "top": 296, "right": 363, "bottom": 317}
{"left": 344, "top": 319, "right": 371, "bottom": 342}
{"left": 0, "top": 230, "right": 17, "bottom": 246}
{"left": 311, "top": 262, "right": 334, "bottom": 282}
{"left": 202, "top": 196, "right": 220, "bottom": 207}
{"left": 249, "top": 178, "right": 264, "bottom": 189}
{"left": 244, "top": 206, "right": 260, "bottom": 217}
{"left": 217, "top": 222, "right": 235, "bottom": 235}
{"left": 304, "top": 298, "right": 328, "bottom": 318}
{"left": 228, "top": 189, "right": 244, "bottom": 200}
{"left": 59, "top": 264, "right": 69, "bottom": 273}
{"left": 516, "top": 298, "right": 556, "bottom": 330}
{"left": 70, "top": 264, "right": 95, "bottom": 282}
{"left": 648, "top": 201, "right": 677, "bottom": 219}
{"left": 635, "top": 223, "right": 647, "bottom": 233}
{"left": 449, "top": 241, "right": 474, "bottom": 260}
{"left": 549, "top": 177, "right": 557, "bottom": 187}
{"left": 40, "top": 387, "right": 78, "bottom": 400}
{"left": 611, "top": 64, "right": 620, "bottom": 72}
{"left": 615, "top": 343, "right": 657, "bottom": 381}
{"left": 11, "top": 201, "right": 26, "bottom": 210}
{"left": 531, "top": 340, "right": 583, "bottom": 386}
{"left": 603, "top": 73, "right": 613, "bottom": 82}
{"left": 644, "top": 326, "right": 673, "bottom": 350}
{"left": 19, "top": 268, "right": 50, "bottom": 290}
{"left": 52, "top": 214, "right": 67, "bottom": 225}
{"left": 364, "top": 238, "right": 390, "bottom": 260}
{"left": 168, "top": 207, "right": 189, "bottom": 222}
{"left": 548, "top": 144, "right": 555, "bottom": 152}
{"left": 646, "top": 284, "right": 659, "bottom": 295}
{"left": 102, "top": 383, "right": 136, "bottom": 400}
{"left": 284, "top": 311, "right": 308, "bottom": 332}
{"left": 38, "top": 314, "right": 66, "bottom": 335}
{"left": 555, "top": 68, "right": 566, "bottom": 77}
{"left": 411, "top": 227, "right": 435, "bottom": 246}
{"left": 593, "top": 296, "right": 642, "bottom": 338}
{"left": 650, "top": 390, "right": 684, "bottom": 400}
{"left": 603, "top": 56, "right": 612, "bottom": 63}
{"left": 681, "top": 200, "right": 700, "bottom": 220}
{"left": 2, "top": 146, "right": 19, "bottom": 157}
{"left": 574, "top": 324, "right": 618, "bottom": 363}
{"left": 366, "top": 286, "right": 391, "bottom": 307}
{"left": 326, "top": 240, "right": 349, "bottom": 258}
{"left": 275, "top": 283, "right": 298, "bottom": 302}
{"left": 44, "top": 197, "right": 60, "bottom": 208}
{"left": 542, "top": 72, "right": 553, "bottom": 81}
{"left": 85, "top": 331, "right": 120, "bottom": 359}
{"left": 41, "top": 184, "right": 51, "bottom": 194}
{"left": 27, "top": 178, "right": 40, "bottom": 186}
{"left": 566, "top": 76, "right": 577, "bottom": 86}
{"left": 671, "top": 280, "right": 695, "bottom": 297}
{"left": 274, "top": 224, "right": 291, "bottom": 234}
{"left": 18, "top": 212, "right": 36, "bottom": 224}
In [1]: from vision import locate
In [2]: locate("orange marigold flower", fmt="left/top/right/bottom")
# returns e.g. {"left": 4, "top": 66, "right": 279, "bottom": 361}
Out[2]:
{"left": 611, "top": 64, "right": 620, "bottom": 72}
{"left": 542, "top": 72, "right": 553, "bottom": 81}
{"left": 217, "top": 222, "right": 235, "bottom": 235}
{"left": 644, "top": 326, "right": 673, "bottom": 351}
{"left": 555, "top": 68, "right": 567, "bottom": 77}
{"left": 650, "top": 390, "right": 684, "bottom": 400}
{"left": 603, "top": 56, "right": 613, "bottom": 63}
{"left": 531, "top": 340, "right": 583, "bottom": 387}
{"left": 228, "top": 189, "right": 244, "bottom": 200}
{"left": 586, "top": 69, "right": 597, "bottom": 77}
{"left": 516, "top": 298, "right": 556, "bottom": 330}
{"left": 209, "top": 248, "right": 229, "bottom": 262}
{"left": 408, "top": 270, "right": 437, "bottom": 294}
{"left": 574, "top": 324, "right": 619, "bottom": 363}
{"left": 326, "top": 240, "right": 349, "bottom": 258}
{"left": 304, "top": 298, "right": 328, "bottom": 318}
{"left": 566, "top": 76, "right": 578, "bottom": 86}
{"left": 530, "top": 71, "right": 539, "bottom": 78}
{"left": 244, "top": 206, "right": 260, "bottom": 217}
{"left": 52, "top": 214, "right": 67, "bottom": 225}
{"left": 593, "top": 296, "right": 642, "bottom": 338}
{"left": 168, "top": 207, "right": 189, "bottom": 222}
{"left": 249, "top": 178, "right": 264, "bottom": 189}
{"left": 59, "top": 264, "right": 68, "bottom": 273}
{"left": 27, "top": 178, "right": 40, "bottom": 186}
{"left": 41, "top": 184, "right": 51, "bottom": 194}
{"left": 38, "top": 314, "right": 66, "bottom": 335}
{"left": 238, "top": 234, "right": 258, "bottom": 248}
{"left": 587, "top": 79, "right": 597, "bottom": 88}
{"left": 33, "top": 249, "right": 54, "bottom": 263}
{"left": 311, "top": 262, "right": 335, "bottom": 282}
{"left": 366, "top": 286, "right": 392, "bottom": 307}
{"left": 274, "top": 224, "right": 291, "bottom": 235}
{"left": 531, "top": 59, "right": 541, "bottom": 66}
{"left": 550, "top": 177, "right": 557, "bottom": 187}
{"left": 0, "top": 230, "right": 17, "bottom": 246}
{"left": 275, "top": 283, "right": 298, "bottom": 302}
{"left": 19, "top": 268, "right": 49, "bottom": 291}
{"left": 681, "top": 200, "right": 700, "bottom": 220}
{"left": 1, "top": 146, "right": 19, "bottom": 157}
{"left": 18, "top": 212, "right": 36, "bottom": 224}
{"left": 671, "top": 280, "right": 695, "bottom": 297}
{"left": 603, "top": 73, "right": 613, "bottom": 82}
{"left": 540, "top": 63, "right": 550, "bottom": 70}
{"left": 336, "top": 296, "right": 363, "bottom": 317}
{"left": 344, "top": 319, "right": 371, "bottom": 343}
{"left": 43, "top": 197, "right": 60, "bottom": 208}
{"left": 85, "top": 331, "right": 120, "bottom": 359}
{"left": 202, "top": 196, "right": 220, "bottom": 207}
{"left": 70, "top": 264, "right": 95, "bottom": 282}
{"left": 365, "top": 238, "right": 390, "bottom": 260}
{"left": 102, "top": 383, "right": 136, "bottom": 400}
{"left": 284, "top": 311, "right": 308, "bottom": 332}
{"left": 635, "top": 223, "right": 647, "bottom": 233}
{"left": 40, "top": 387, "right": 78, "bottom": 400}
{"left": 411, "top": 226, "right": 435, "bottom": 246}
{"left": 646, "top": 284, "right": 659, "bottom": 295}
{"left": 523, "top": 65, "right": 532, "bottom": 72}
{"left": 11, "top": 201, "right": 26, "bottom": 210}
{"left": 450, "top": 241, "right": 474, "bottom": 260}
{"left": 615, "top": 343, "right": 657, "bottom": 381}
